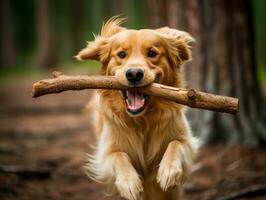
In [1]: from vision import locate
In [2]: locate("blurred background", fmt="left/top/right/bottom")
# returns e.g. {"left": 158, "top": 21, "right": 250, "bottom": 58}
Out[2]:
{"left": 0, "top": 0, "right": 266, "bottom": 200}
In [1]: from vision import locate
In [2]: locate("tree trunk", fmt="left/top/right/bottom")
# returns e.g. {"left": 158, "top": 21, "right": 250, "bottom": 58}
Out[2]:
{"left": 1, "top": 0, "right": 16, "bottom": 67}
{"left": 102, "top": 0, "right": 127, "bottom": 20}
{"left": 144, "top": 0, "right": 168, "bottom": 28}
{"left": 70, "top": 0, "right": 85, "bottom": 55}
{"left": 36, "top": 0, "right": 57, "bottom": 68}
{"left": 145, "top": 0, "right": 266, "bottom": 146}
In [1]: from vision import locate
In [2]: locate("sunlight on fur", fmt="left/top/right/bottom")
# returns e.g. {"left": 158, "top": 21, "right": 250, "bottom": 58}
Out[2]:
{"left": 76, "top": 16, "right": 199, "bottom": 200}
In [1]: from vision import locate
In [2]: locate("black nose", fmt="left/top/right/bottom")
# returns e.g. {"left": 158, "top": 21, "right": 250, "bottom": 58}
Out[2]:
{"left": 126, "top": 68, "right": 144, "bottom": 83}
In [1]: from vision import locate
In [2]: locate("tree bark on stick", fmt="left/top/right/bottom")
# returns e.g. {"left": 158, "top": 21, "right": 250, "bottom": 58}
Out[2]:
{"left": 32, "top": 72, "right": 239, "bottom": 114}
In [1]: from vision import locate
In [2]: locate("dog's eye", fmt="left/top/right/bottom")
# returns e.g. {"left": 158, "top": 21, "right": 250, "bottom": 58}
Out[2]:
{"left": 118, "top": 51, "right": 127, "bottom": 59}
{"left": 147, "top": 50, "right": 157, "bottom": 58}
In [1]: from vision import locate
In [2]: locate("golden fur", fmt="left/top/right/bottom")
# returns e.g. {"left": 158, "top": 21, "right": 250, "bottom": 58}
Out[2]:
{"left": 76, "top": 17, "right": 199, "bottom": 200}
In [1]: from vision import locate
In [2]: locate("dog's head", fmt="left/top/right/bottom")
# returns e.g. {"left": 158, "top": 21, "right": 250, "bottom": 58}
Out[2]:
{"left": 76, "top": 17, "right": 194, "bottom": 117}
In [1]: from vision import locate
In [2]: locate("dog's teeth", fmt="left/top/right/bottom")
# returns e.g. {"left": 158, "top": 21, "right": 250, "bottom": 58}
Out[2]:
{"left": 126, "top": 99, "right": 132, "bottom": 105}
{"left": 126, "top": 90, "right": 129, "bottom": 97}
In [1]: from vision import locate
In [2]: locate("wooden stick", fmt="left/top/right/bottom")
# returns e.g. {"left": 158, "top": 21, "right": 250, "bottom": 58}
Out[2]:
{"left": 32, "top": 72, "right": 239, "bottom": 114}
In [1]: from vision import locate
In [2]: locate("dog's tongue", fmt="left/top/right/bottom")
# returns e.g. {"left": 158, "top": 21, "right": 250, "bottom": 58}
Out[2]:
{"left": 126, "top": 90, "right": 145, "bottom": 110}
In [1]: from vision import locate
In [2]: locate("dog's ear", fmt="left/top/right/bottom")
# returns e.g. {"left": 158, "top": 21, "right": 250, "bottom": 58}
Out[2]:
{"left": 156, "top": 27, "right": 194, "bottom": 65}
{"left": 75, "top": 37, "right": 108, "bottom": 61}
{"left": 75, "top": 17, "right": 126, "bottom": 62}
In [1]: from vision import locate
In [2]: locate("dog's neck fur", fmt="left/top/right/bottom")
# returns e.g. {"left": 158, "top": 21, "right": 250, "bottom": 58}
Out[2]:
{"left": 97, "top": 91, "right": 187, "bottom": 176}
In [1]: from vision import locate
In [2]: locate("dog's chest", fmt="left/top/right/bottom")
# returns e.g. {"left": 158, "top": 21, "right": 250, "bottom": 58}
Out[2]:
{"left": 123, "top": 126, "right": 170, "bottom": 176}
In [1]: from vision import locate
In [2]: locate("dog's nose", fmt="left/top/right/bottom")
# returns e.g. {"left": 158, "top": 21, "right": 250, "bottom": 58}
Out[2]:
{"left": 126, "top": 68, "right": 144, "bottom": 83}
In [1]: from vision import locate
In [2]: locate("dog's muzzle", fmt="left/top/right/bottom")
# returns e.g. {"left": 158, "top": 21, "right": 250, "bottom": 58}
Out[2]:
{"left": 126, "top": 68, "right": 144, "bottom": 84}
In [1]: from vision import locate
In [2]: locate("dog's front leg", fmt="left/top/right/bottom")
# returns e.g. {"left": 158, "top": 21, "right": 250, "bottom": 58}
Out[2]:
{"left": 109, "top": 152, "right": 143, "bottom": 200}
{"left": 157, "top": 140, "right": 196, "bottom": 191}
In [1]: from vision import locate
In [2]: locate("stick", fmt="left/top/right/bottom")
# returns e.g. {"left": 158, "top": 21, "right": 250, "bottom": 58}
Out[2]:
{"left": 32, "top": 72, "right": 239, "bottom": 114}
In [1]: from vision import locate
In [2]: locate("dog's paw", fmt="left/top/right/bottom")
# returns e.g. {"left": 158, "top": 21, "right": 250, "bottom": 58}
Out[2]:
{"left": 115, "top": 171, "right": 143, "bottom": 200}
{"left": 157, "top": 159, "right": 186, "bottom": 191}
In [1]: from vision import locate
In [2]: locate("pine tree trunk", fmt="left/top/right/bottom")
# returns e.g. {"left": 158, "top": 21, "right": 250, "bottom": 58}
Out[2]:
{"left": 144, "top": 0, "right": 168, "bottom": 28}
{"left": 36, "top": 0, "right": 57, "bottom": 68}
{"left": 1, "top": 0, "right": 16, "bottom": 67}
{"left": 145, "top": 0, "right": 266, "bottom": 146}
{"left": 102, "top": 0, "right": 127, "bottom": 20}
{"left": 70, "top": 0, "right": 85, "bottom": 55}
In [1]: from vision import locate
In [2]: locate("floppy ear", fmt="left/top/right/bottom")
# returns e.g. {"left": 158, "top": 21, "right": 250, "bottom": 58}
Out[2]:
{"left": 75, "top": 17, "right": 126, "bottom": 62}
{"left": 75, "top": 37, "right": 111, "bottom": 62}
{"left": 156, "top": 27, "right": 195, "bottom": 65}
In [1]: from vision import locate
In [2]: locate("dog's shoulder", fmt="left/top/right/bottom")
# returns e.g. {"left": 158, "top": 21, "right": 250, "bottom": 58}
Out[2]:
{"left": 83, "top": 91, "right": 101, "bottom": 113}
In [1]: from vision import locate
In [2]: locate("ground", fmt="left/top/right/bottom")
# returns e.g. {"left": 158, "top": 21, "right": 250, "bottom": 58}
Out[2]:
{"left": 0, "top": 79, "right": 266, "bottom": 200}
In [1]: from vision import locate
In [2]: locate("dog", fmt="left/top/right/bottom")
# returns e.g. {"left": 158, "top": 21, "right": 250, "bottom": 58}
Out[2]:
{"left": 76, "top": 17, "right": 199, "bottom": 200}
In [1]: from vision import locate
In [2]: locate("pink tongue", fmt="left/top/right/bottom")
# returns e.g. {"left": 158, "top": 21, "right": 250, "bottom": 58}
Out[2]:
{"left": 126, "top": 91, "right": 145, "bottom": 110}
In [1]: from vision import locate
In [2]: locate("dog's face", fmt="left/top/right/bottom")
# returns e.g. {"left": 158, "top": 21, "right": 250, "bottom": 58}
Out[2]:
{"left": 76, "top": 18, "right": 194, "bottom": 117}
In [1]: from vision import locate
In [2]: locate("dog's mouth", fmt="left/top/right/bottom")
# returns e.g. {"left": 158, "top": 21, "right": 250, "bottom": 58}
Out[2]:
{"left": 123, "top": 89, "right": 149, "bottom": 116}
{"left": 121, "top": 74, "right": 160, "bottom": 116}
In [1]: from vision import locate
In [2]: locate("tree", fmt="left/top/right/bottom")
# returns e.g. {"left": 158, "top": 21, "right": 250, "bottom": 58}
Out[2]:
{"left": 70, "top": 0, "right": 85, "bottom": 55}
{"left": 36, "top": 0, "right": 57, "bottom": 68}
{"left": 102, "top": 0, "right": 127, "bottom": 19}
{"left": 1, "top": 0, "right": 16, "bottom": 67}
{"left": 145, "top": 0, "right": 266, "bottom": 146}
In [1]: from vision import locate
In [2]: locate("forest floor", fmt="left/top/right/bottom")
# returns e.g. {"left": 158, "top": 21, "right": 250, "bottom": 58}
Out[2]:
{"left": 0, "top": 79, "right": 266, "bottom": 200}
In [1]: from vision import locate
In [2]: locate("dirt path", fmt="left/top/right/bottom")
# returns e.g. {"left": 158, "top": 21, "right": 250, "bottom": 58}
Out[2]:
{"left": 0, "top": 80, "right": 266, "bottom": 200}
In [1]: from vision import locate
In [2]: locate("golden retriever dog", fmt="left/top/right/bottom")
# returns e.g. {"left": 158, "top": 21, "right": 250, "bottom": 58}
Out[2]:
{"left": 76, "top": 17, "right": 199, "bottom": 200}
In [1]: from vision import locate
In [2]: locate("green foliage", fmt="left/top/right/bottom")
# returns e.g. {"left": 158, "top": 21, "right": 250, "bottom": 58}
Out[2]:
{"left": 253, "top": 0, "right": 266, "bottom": 84}
{"left": 258, "top": 66, "right": 266, "bottom": 84}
